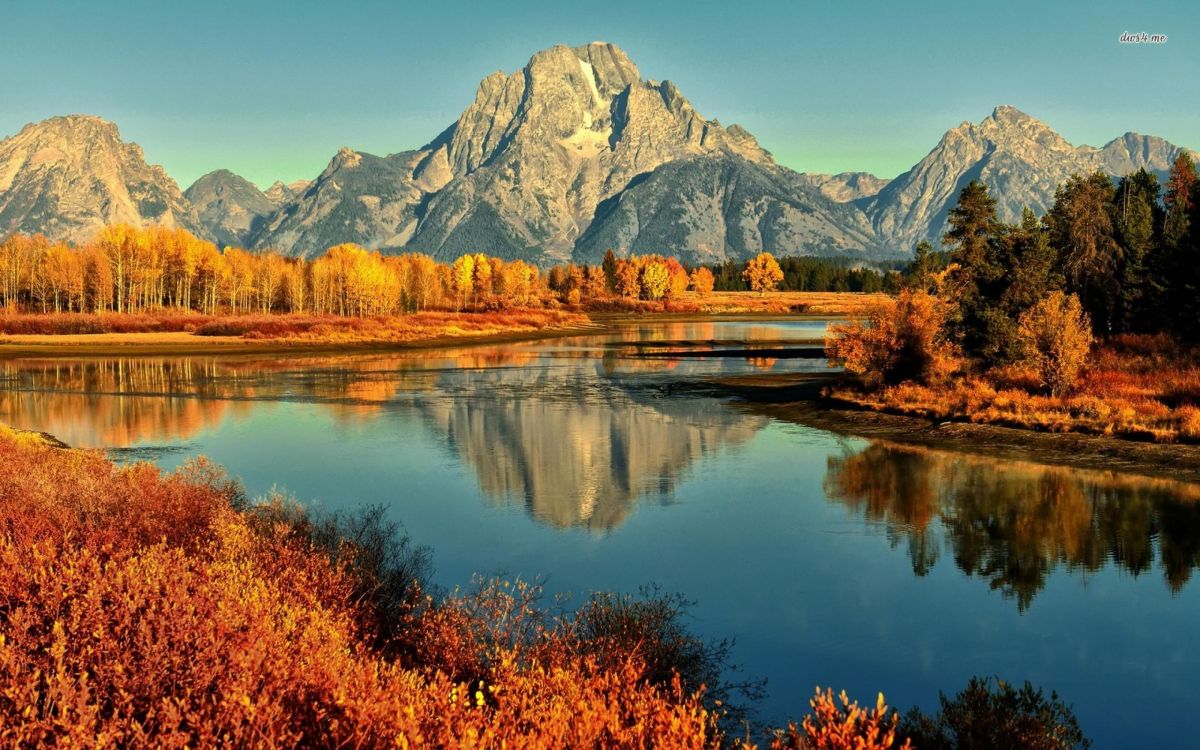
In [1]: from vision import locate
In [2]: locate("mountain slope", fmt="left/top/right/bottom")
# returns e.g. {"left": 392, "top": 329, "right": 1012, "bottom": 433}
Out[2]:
{"left": 574, "top": 155, "right": 879, "bottom": 264}
{"left": 0, "top": 115, "right": 202, "bottom": 243}
{"left": 184, "top": 169, "right": 279, "bottom": 248}
{"left": 865, "top": 105, "right": 1198, "bottom": 252}
{"left": 799, "top": 171, "right": 889, "bottom": 203}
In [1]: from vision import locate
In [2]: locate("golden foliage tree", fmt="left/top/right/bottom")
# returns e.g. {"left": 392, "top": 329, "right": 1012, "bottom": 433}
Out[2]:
{"left": 743, "top": 252, "right": 783, "bottom": 296}
{"left": 614, "top": 259, "right": 641, "bottom": 298}
{"left": 689, "top": 266, "right": 715, "bottom": 296}
{"left": 640, "top": 259, "right": 670, "bottom": 301}
{"left": 1016, "top": 291, "right": 1093, "bottom": 395}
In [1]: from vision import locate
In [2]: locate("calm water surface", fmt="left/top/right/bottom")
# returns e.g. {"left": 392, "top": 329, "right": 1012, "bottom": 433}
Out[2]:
{"left": 2, "top": 319, "right": 1198, "bottom": 748}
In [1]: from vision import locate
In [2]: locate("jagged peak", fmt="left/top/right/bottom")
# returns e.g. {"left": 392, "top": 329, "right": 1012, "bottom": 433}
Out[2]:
{"left": 989, "top": 104, "right": 1036, "bottom": 122}
{"left": 8, "top": 113, "right": 122, "bottom": 143}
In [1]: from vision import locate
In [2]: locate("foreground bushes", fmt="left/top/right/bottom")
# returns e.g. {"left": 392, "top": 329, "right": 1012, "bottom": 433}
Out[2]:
{"left": 899, "top": 677, "right": 1090, "bottom": 750}
{"left": 0, "top": 426, "right": 721, "bottom": 747}
{"left": 0, "top": 426, "right": 1090, "bottom": 747}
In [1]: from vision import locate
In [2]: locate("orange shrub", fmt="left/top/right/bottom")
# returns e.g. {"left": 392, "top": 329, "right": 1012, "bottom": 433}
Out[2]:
{"left": 0, "top": 426, "right": 936, "bottom": 749}
{"left": 1016, "top": 292, "right": 1093, "bottom": 396}
{"left": 771, "top": 688, "right": 911, "bottom": 750}
{"left": 0, "top": 311, "right": 213, "bottom": 335}
{"left": 826, "top": 289, "right": 960, "bottom": 387}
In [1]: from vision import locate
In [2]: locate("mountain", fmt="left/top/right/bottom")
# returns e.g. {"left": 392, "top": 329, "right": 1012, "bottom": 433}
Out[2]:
{"left": 262, "top": 179, "right": 311, "bottom": 205}
{"left": 250, "top": 42, "right": 876, "bottom": 261}
{"left": 864, "top": 105, "right": 1198, "bottom": 252}
{"left": 4, "top": 80, "right": 1197, "bottom": 263}
{"left": 184, "top": 169, "right": 280, "bottom": 248}
{"left": 574, "top": 155, "right": 878, "bottom": 264}
{"left": 799, "top": 171, "right": 889, "bottom": 203}
{"left": 0, "top": 115, "right": 202, "bottom": 243}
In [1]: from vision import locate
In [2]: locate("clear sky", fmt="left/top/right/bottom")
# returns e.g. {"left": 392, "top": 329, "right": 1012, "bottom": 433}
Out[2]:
{"left": 2, "top": 0, "right": 1195, "bottom": 188}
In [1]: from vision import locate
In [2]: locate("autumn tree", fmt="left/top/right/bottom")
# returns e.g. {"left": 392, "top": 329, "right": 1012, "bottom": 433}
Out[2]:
{"left": 0, "top": 233, "right": 44, "bottom": 307}
{"left": 1016, "top": 291, "right": 1093, "bottom": 396}
{"left": 583, "top": 265, "right": 607, "bottom": 299}
{"left": 827, "top": 289, "right": 959, "bottom": 387}
{"left": 689, "top": 266, "right": 715, "bottom": 296}
{"left": 614, "top": 258, "right": 640, "bottom": 298}
{"left": 742, "top": 252, "right": 783, "bottom": 296}
{"left": 640, "top": 258, "right": 670, "bottom": 301}
{"left": 450, "top": 254, "right": 475, "bottom": 310}
{"left": 664, "top": 257, "right": 689, "bottom": 300}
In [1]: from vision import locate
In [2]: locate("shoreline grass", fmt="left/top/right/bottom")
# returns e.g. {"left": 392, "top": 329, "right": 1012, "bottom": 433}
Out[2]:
{"left": 827, "top": 334, "right": 1200, "bottom": 444}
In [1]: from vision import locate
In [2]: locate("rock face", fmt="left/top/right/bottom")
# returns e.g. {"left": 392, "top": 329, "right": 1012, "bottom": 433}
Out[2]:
{"left": 863, "top": 105, "right": 1198, "bottom": 252}
{"left": 184, "top": 169, "right": 279, "bottom": 248}
{"left": 574, "top": 155, "right": 878, "bottom": 264}
{"left": 799, "top": 171, "right": 889, "bottom": 203}
{"left": 0, "top": 115, "right": 202, "bottom": 243}
{"left": 249, "top": 42, "right": 875, "bottom": 261}
{"left": 262, "top": 179, "right": 311, "bottom": 205}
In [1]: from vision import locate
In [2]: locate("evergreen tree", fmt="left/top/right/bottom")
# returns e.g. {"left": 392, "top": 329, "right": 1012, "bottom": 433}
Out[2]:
{"left": 905, "top": 240, "right": 937, "bottom": 292}
{"left": 1046, "top": 172, "right": 1121, "bottom": 334}
{"left": 1113, "top": 169, "right": 1161, "bottom": 332}
{"left": 601, "top": 249, "right": 619, "bottom": 292}
{"left": 942, "top": 181, "right": 1003, "bottom": 356}
{"left": 1163, "top": 153, "right": 1196, "bottom": 251}
{"left": 1162, "top": 153, "right": 1199, "bottom": 338}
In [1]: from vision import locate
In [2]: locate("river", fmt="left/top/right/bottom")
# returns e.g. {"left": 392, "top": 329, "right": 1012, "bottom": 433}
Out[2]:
{"left": 1, "top": 319, "right": 1197, "bottom": 747}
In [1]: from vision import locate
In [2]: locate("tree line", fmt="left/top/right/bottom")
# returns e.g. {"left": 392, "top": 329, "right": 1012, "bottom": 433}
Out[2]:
{"left": 0, "top": 225, "right": 803, "bottom": 316}
{"left": 832, "top": 152, "right": 1200, "bottom": 395}
{"left": 932, "top": 152, "right": 1199, "bottom": 359}
{"left": 707, "top": 255, "right": 904, "bottom": 294}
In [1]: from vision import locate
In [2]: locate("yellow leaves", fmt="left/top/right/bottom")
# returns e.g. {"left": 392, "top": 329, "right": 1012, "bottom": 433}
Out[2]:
{"left": 743, "top": 252, "right": 784, "bottom": 295}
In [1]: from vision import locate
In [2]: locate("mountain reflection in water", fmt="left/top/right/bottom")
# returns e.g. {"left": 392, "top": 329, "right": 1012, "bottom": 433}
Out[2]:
{"left": 0, "top": 320, "right": 807, "bottom": 529}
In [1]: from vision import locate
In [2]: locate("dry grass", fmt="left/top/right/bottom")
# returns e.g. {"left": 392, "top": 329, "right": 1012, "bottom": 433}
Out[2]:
{"left": 831, "top": 334, "right": 1200, "bottom": 443}
{"left": 0, "top": 311, "right": 213, "bottom": 335}
{"left": 584, "top": 291, "right": 886, "bottom": 316}
{"left": 0, "top": 310, "right": 591, "bottom": 349}
{"left": 0, "top": 426, "right": 910, "bottom": 749}
{"left": 699, "top": 291, "right": 889, "bottom": 316}
{"left": 193, "top": 309, "right": 591, "bottom": 342}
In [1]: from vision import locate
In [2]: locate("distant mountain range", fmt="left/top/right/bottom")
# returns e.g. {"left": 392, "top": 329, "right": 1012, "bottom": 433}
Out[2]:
{"left": 1, "top": 42, "right": 1195, "bottom": 264}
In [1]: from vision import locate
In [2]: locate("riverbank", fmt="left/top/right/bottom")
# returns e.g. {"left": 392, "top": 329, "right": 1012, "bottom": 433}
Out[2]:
{"left": 708, "top": 372, "right": 1200, "bottom": 484}
{"left": 0, "top": 293, "right": 869, "bottom": 357}
{"left": 0, "top": 310, "right": 598, "bottom": 357}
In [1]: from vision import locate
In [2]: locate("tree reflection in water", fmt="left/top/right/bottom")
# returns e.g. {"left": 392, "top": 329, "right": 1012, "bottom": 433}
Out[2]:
{"left": 825, "top": 441, "right": 1200, "bottom": 610}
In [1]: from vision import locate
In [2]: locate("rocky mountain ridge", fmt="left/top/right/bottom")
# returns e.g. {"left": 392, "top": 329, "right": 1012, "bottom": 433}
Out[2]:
{"left": 2, "top": 49, "right": 1196, "bottom": 261}
{"left": 0, "top": 115, "right": 202, "bottom": 244}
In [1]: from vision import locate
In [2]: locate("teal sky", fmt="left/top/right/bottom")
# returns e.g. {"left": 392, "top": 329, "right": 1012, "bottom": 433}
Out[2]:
{"left": 2, "top": 0, "right": 1196, "bottom": 188}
